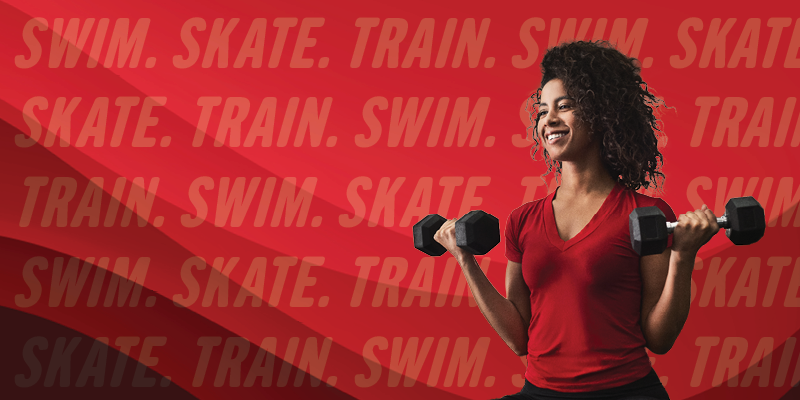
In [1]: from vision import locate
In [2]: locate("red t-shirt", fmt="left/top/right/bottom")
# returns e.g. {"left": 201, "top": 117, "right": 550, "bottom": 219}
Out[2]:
{"left": 504, "top": 183, "right": 676, "bottom": 392}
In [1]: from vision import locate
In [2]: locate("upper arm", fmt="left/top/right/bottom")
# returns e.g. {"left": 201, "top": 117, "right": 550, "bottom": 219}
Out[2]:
{"left": 640, "top": 247, "right": 671, "bottom": 332}
{"left": 506, "top": 260, "right": 531, "bottom": 329}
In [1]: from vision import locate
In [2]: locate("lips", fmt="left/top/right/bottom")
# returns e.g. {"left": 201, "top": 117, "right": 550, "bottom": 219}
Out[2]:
{"left": 545, "top": 130, "right": 569, "bottom": 144}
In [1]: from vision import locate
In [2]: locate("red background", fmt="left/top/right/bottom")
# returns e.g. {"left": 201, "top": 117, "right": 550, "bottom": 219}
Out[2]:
{"left": 1, "top": 0, "right": 799, "bottom": 399}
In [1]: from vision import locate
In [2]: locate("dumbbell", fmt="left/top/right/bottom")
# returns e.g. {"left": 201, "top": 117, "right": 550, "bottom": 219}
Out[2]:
{"left": 629, "top": 196, "right": 766, "bottom": 256}
{"left": 413, "top": 210, "right": 500, "bottom": 256}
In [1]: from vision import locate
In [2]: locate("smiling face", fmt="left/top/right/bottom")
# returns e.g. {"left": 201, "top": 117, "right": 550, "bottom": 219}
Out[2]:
{"left": 536, "top": 78, "right": 595, "bottom": 162}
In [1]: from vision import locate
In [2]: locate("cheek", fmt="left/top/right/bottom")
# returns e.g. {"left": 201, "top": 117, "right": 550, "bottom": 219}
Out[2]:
{"left": 536, "top": 120, "right": 545, "bottom": 138}
{"left": 563, "top": 113, "right": 576, "bottom": 127}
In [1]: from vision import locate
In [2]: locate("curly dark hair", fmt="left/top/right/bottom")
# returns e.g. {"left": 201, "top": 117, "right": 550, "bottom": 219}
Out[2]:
{"left": 526, "top": 40, "right": 667, "bottom": 192}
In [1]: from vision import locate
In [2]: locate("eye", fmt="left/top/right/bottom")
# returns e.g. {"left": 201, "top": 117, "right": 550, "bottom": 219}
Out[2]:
{"left": 537, "top": 109, "right": 548, "bottom": 118}
{"left": 559, "top": 103, "right": 572, "bottom": 110}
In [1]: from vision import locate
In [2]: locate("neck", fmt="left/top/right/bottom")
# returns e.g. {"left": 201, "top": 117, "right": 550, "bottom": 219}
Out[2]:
{"left": 557, "top": 146, "right": 617, "bottom": 197}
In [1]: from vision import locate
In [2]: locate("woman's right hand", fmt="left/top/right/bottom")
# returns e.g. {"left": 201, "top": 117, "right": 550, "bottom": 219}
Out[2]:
{"left": 433, "top": 217, "right": 473, "bottom": 261}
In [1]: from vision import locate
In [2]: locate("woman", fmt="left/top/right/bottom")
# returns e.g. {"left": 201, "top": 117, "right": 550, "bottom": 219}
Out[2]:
{"left": 433, "top": 41, "right": 719, "bottom": 399}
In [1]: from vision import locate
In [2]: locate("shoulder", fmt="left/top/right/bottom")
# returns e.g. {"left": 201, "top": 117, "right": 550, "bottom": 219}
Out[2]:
{"left": 509, "top": 196, "right": 548, "bottom": 219}
{"left": 626, "top": 188, "right": 669, "bottom": 207}
{"left": 619, "top": 187, "right": 676, "bottom": 221}
{"left": 506, "top": 196, "right": 549, "bottom": 231}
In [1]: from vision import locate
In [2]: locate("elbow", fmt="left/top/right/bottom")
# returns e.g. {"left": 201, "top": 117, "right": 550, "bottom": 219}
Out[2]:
{"left": 508, "top": 342, "right": 527, "bottom": 356}
{"left": 506, "top": 338, "right": 528, "bottom": 356}
{"left": 647, "top": 343, "right": 672, "bottom": 355}
{"left": 643, "top": 325, "right": 680, "bottom": 355}
{"left": 646, "top": 337, "right": 676, "bottom": 355}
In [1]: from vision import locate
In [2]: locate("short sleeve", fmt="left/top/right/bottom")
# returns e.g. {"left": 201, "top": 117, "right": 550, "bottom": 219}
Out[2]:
{"left": 505, "top": 211, "right": 522, "bottom": 262}
{"left": 654, "top": 198, "right": 677, "bottom": 248}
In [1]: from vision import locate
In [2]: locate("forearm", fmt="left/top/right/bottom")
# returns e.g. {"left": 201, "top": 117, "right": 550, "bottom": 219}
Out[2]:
{"left": 458, "top": 254, "right": 529, "bottom": 355}
{"left": 643, "top": 250, "right": 695, "bottom": 354}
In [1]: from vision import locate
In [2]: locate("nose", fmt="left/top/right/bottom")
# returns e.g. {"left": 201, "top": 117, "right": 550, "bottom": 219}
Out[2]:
{"left": 544, "top": 109, "right": 561, "bottom": 126}
{"left": 539, "top": 110, "right": 559, "bottom": 140}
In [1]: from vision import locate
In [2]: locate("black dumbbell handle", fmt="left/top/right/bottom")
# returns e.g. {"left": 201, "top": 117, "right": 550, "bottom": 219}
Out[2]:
{"left": 665, "top": 214, "right": 729, "bottom": 233}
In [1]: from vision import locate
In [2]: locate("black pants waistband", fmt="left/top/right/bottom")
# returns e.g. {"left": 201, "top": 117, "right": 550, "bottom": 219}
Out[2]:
{"left": 519, "top": 369, "right": 669, "bottom": 399}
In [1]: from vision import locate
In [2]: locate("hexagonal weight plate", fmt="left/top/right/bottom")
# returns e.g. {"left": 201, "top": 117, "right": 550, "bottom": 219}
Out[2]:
{"left": 725, "top": 196, "right": 765, "bottom": 245}
{"left": 455, "top": 210, "right": 500, "bottom": 255}
{"left": 413, "top": 214, "right": 447, "bottom": 256}
{"left": 629, "top": 206, "right": 668, "bottom": 256}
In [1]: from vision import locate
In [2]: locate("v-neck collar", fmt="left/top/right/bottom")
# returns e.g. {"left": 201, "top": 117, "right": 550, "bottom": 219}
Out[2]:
{"left": 545, "top": 183, "right": 622, "bottom": 251}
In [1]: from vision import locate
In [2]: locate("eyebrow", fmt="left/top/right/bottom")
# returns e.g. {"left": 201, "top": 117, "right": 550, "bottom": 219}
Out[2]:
{"left": 540, "top": 95, "right": 571, "bottom": 107}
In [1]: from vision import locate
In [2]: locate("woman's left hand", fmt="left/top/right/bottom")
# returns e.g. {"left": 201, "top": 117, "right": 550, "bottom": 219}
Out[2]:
{"left": 671, "top": 204, "right": 721, "bottom": 256}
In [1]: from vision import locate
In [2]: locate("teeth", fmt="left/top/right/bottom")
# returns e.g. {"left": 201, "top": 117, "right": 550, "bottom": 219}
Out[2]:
{"left": 547, "top": 133, "right": 566, "bottom": 141}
